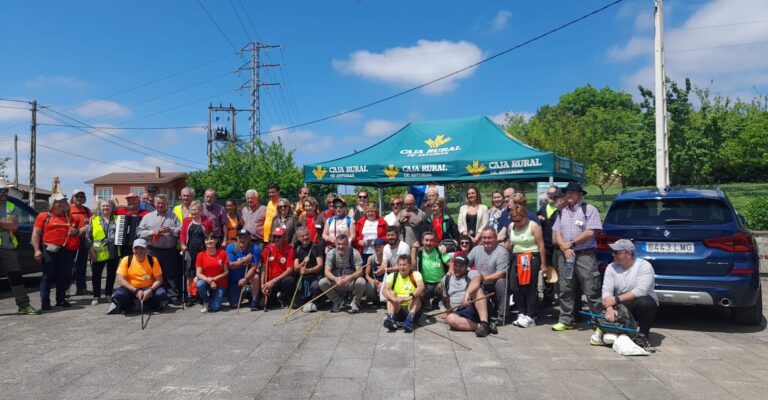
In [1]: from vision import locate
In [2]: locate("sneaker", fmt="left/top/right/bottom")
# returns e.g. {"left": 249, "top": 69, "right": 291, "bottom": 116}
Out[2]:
{"left": 330, "top": 300, "right": 343, "bottom": 313}
{"left": 519, "top": 315, "right": 536, "bottom": 328}
{"left": 438, "top": 301, "right": 447, "bottom": 312}
{"left": 383, "top": 316, "right": 397, "bottom": 332}
{"left": 106, "top": 302, "right": 121, "bottom": 315}
{"left": 590, "top": 327, "right": 605, "bottom": 346}
{"left": 250, "top": 299, "right": 262, "bottom": 311}
{"left": 489, "top": 320, "right": 498, "bottom": 335}
{"left": 634, "top": 333, "right": 651, "bottom": 349}
{"left": 91, "top": 298, "right": 100, "bottom": 306}
{"left": 17, "top": 305, "right": 41, "bottom": 315}
{"left": 57, "top": 300, "right": 72, "bottom": 308}
{"left": 551, "top": 322, "right": 574, "bottom": 332}
{"left": 475, "top": 321, "right": 492, "bottom": 337}
{"left": 75, "top": 289, "right": 91, "bottom": 296}
{"left": 512, "top": 313, "right": 524, "bottom": 327}
{"left": 41, "top": 302, "right": 52, "bottom": 311}
{"left": 348, "top": 300, "right": 360, "bottom": 313}
{"left": 301, "top": 303, "right": 317, "bottom": 313}
{"left": 403, "top": 316, "right": 415, "bottom": 333}
{"left": 200, "top": 304, "right": 208, "bottom": 313}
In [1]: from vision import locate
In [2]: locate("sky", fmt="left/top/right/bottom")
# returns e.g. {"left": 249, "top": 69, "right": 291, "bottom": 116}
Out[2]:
{"left": 1, "top": 0, "right": 767, "bottom": 197}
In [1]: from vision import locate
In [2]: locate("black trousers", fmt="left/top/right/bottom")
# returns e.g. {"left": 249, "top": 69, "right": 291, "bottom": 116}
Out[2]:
{"left": 509, "top": 253, "right": 541, "bottom": 317}
{"left": 623, "top": 296, "right": 658, "bottom": 335}
{"left": 147, "top": 247, "right": 181, "bottom": 301}
{"left": 91, "top": 258, "right": 119, "bottom": 298}
{"left": 263, "top": 275, "right": 298, "bottom": 308}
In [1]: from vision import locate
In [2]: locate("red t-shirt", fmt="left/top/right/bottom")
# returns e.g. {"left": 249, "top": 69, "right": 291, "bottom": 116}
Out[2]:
{"left": 34, "top": 211, "right": 83, "bottom": 246}
{"left": 195, "top": 249, "right": 229, "bottom": 288}
{"left": 262, "top": 243, "right": 294, "bottom": 281}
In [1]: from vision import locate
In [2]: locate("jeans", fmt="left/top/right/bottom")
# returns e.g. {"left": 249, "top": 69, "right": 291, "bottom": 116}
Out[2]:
{"left": 227, "top": 265, "right": 247, "bottom": 306}
{"left": 91, "top": 258, "right": 119, "bottom": 298}
{"left": 112, "top": 286, "right": 169, "bottom": 313}
{"left": 40, "top": 249, "right": 74, "bottom": 305}
{"left": 72, "top": 240, "right": 89, "bottom": 291}
{"left": 196, "top": 280, "right": 225, "bottom": 311}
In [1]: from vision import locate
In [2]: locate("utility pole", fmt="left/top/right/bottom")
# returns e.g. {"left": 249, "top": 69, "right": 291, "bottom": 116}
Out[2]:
{"left": 654, "top": 0, "right": 669, "bottom": 191}
{"left": 206, "top": 104, "right": 242, "bottom": 169}
{"left": 238, "top": 42, "right": 280, "bottom": 142}
{"left": 13, "top": 134, "right": 18, "bottom": 188}
{"left": 29, "top": 100, "right": 37, "bottom": 207}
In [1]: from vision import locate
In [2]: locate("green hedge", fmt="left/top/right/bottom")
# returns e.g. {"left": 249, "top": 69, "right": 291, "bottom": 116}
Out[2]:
{"left": 743, "top": 197, "right": 768, "bottom": 231}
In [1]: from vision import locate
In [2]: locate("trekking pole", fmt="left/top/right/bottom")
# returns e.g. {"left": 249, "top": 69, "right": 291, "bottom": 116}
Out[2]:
{"left": 140, "top": 298, "right": 145, "bottom": 330}
{"left": 236, "top": 262, "right": 254, "bottom": 315}
{"left": 502, "top": 273, "right": 509, "bottom": 326}
{"left": 426, "top": 292, "right": 495, "bottom": 317}
{"left": 273, "top": 283, "right": 339, "bottom": 326}
{"left": 262, "top": 246, "right": 271, "bottom": 313}
{"left": 285, "top": 253, "right": 311, "bottom": 316}
{"left": 181, "top": 250, "right": 187, "bottom": 311}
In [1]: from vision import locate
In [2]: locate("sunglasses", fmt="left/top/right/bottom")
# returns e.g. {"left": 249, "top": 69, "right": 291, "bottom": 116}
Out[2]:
{"left": 358, "top": 195, "right": 368, "bottom": 199}
{"left": 391, "top": 202, "right": 402, "bottom": 206}
{"left": 612, "top": 250, "right": 628, "bottom": 255}
{"left": 460, "top": 241, "right": 470, "bottom": 245}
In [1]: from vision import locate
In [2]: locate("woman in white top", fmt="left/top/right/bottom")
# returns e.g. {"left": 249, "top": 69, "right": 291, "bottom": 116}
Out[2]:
{"left": 384, "top": 196, "right": 403, "bottom": 226}
{"left": 322, "top": 197, "right": 355, "bottom": 249}
{"left": 458, "top": 187, "right": 488, "bottom": 245}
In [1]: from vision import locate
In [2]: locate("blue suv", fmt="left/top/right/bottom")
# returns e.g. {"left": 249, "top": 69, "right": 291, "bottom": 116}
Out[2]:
{"left": 597, "top": 187, "right": 762, "bottom": 325}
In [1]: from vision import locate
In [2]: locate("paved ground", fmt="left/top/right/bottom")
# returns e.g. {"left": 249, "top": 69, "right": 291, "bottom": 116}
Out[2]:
{"left": 1, "top": 278, "right": 768, "bottom": 400}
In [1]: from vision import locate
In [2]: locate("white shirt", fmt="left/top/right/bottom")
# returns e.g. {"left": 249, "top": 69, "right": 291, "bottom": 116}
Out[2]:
{"left": 602, "top": 258, "right": 658, "bottom": 304}
{"left": 382, "top": 241, "right": 410, "bottom": 269}
{"left": 361, "top": 220, "right": 379, "bottom": 254}
{"left": 384, "top": 212, "right": 398, "bottom": 227}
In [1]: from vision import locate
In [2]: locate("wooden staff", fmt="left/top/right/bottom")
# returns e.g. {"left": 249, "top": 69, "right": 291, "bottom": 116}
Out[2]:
{"left": 423, "top": 327, "right": 471, "bottom": 350}
{"left": 261, "top": 246, "right": 271, "bottom": 312}
{"left": 426, "top": 292, "right": 495, "bottom": 317}
{"left": 140, "top": 299, "right": 145, "bottom": 330}
{"left": 273, "top": 282, "right": 339, "bottom": 326}
{"left": 284, "top": 252, "right": 312, "bottom": 316}
{"left": 236, "top": 261, "right": 255, "bottom": 315}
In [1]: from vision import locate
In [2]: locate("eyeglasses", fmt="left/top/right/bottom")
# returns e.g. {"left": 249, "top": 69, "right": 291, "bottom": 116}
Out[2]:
{"left": 74, "top": 195, "right": 85, "bottom": 198}
{"left": 612, "top": 250, "right": 628, "bottom": 255}
{"left": 358, "top": 195, "right": 368, "bottom": 199}
{"left": 460, "top": 241, "right": 470, "bottom": 246}
{"left": 404, "top": 202, "right": 414, "bottom": 206}
{"left": 391, "top": 202, "right": 402, "bottom": 206}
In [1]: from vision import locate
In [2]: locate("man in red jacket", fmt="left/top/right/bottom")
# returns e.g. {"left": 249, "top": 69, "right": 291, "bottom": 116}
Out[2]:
{"left": 259, "top": 227, "right": 296, "bottom": 309}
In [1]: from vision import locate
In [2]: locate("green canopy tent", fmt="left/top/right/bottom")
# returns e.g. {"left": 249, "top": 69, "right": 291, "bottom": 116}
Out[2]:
{"left": 304, "top": 116, "right": 584, "bottom": 186}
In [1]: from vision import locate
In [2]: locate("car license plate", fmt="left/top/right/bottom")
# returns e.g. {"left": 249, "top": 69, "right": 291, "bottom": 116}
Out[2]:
{"left": 645, "top": 242, "right": 695, "bottom": 254}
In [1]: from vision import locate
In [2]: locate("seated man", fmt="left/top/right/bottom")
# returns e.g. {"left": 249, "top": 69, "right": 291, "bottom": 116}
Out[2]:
{"left": 293, "top": 226, "right": 324, "bottom": 310}
{"left": 382, "top": 254, "right": 425, "bottom": 333}
{"left": 364, "top": 238, "right": 387, "bottom": 306}
{"left": 467, "top": 227, "right": 510, "bottom": 324}
{"left": 318, "top": 234, "right": 366, "bottom": 313}
{"left": 410, "top": 231, "right": 451, "bottom": 310}
{"left": 596, "top": 239, "right": 658, "bottom": 348}
{"left": 227, "top": 229, "right": 261, "bottom": 309}
{"left": 108, "top": 239, "right": 169, "bottom": 314}
{"left": 444, "top": 255, "right": 495, "bottom": 337}
{"left": 259, "top": 227, "right": 296, "bottom": 310}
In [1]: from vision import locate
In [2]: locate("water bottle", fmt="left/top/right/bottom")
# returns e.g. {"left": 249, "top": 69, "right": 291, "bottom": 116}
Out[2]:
{"left": 563, "top": 257, "right": 575, "bottom": 280}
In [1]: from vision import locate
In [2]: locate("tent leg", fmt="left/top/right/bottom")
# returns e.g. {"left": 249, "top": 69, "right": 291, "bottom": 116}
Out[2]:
{"left": 549, "top": 176, "right": 554, "bottom": 185}
{"left": 378, "top": 188, "right": 384, "bottom": 211}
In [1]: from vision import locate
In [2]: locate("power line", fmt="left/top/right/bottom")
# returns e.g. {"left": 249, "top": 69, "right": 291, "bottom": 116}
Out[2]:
{"left": 38, "top": 123, "right": 207, "bottom": 130}
{"left": 228, "top": 0, "right": 252, "bottom": 41}
{"left": 17, "top": 137, "right": 144, "bottom": 172}
{"left": 263, "top": 0, "right": 625, "bottom": 134}
{"left": 0, "top": 105, "right": 29, "bottom": 110}
{"left": 196, "top": 0, "right": 238, "bottom": 52}
{"left": 0, "top": 98, "right": 29, "bottom": 104}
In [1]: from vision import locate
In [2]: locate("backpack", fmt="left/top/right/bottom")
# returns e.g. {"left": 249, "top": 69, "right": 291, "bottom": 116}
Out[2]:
{"left": 127, "top": 254, "right": 156, "bottom": 269}
{"left": 329, "top": 215, "right": 352, "bottom": 237}
{"left": 330, "top": 249, "right": 355, "bottom": 277}
{"left": 391, "top": 271, "right": 418, "bottom": 290}
{"left": 444, "top": 273, "right": 470, "bottom": 298}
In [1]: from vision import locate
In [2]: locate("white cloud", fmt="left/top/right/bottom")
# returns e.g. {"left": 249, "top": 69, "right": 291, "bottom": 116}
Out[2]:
{"left": 492, "top": 10, "right": 512, "bottom": 31}
{"left": 489, "top": 111, "right": 533, "bottom": 126}
{"left": 72, "top": 100, "right": 132, "bottom": 119}
{"left": 26, "top": 75, "right": 88, "bottom": 90}
{"left": 0, "top": 104, "right": 30, "bottom": 122}
{"left": 332, "top": 40, "right": 485, "bottom": 95}
{"left": 264, "top": 125, "right": 335, "bottom": 154}
{"left": 613, "top": 0, "right": 768, "bottom": 97}
{"left": 363, "top": 119, "right": 402, "bottom": 138}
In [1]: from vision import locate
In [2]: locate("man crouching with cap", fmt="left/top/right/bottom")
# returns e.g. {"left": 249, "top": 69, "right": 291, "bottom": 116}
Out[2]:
{"left": 443, "top": 255, "right": 496, "bottom": 337}
{"left": 595, "top": 239, "right": 658, "bottom": 348}
{"left": 108, "top": 239, "right": 168, "bottom": 314}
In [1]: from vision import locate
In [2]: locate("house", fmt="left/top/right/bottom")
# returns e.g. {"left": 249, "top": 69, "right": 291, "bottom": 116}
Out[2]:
{"left": 7, "top": 183, "right": 52, "bottom": 212}
{"left": 84, "top": 168, "right": 187, "bottom": 208}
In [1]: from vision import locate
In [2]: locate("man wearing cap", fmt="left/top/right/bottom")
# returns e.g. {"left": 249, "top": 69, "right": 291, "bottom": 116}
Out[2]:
{"left": 443, "top": 255, "right": 495, "bottom": 337}
{"left": 364, "top": 237, "right": 387, "bottom": 305}
{"left": 322, "top": 197, "right": 354, "bottom": 248}
{"left": 241, "top": 189, "right": 266, "bottom": 244}
{"left": 552, "top": 181, "right": 604, "bottom": 331}
{"left": 174, "top": 187, "right": 195, "bottom": 223}
{"left": 259, "top": 226, "right": 296, "bottom": 309}
{"left": 226, "top": 228, "right": 261, "bottom": 308}
{"left": 69, "top": 188, "right": 92, "bottom": 296}
{"left": 537, "top": 185, "right": 566, "bottom": 307}
{"left": 116, "top": 192, "right": 149, "bottom": 257}
{"left": 32, "top": 193, "right": 84, "bottom": 310}
{"left": 467, "top": 226, "right": 510, "bottom": 324}
{"left": 108, "top": 238, "right": 168, "bottom": 314}
{"left": 319, "top": 234, "right": 366, "bottom": 313}
{"left": 293, "top": 226, "right": 324, "bottom": 308}
{"left": 597, "top": 239, "right": 658, "bottom": 346}
{"left": 202, "top": 188, "right": 227, "bottom": 239}
{"left": 136, "top": 194, "right": 182, "bottom": 304}
{"left": 263, "top": 184, "right": 281, "bottom": 242}
{"left": 0, "top": 180, "right": 39, "bottom": 314}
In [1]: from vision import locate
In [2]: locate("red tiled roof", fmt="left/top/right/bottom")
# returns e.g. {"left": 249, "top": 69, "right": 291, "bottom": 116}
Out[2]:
{"left": 85, "top": 172, "right": 187, "bottom": 185}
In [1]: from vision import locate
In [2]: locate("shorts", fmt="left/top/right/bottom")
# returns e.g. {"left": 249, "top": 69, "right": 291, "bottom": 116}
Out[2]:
{"left": 393, "top": 307, "right": 409, "bottom": 322}
{"left": 453, "top": 304, "right": 481, "bottom": 323}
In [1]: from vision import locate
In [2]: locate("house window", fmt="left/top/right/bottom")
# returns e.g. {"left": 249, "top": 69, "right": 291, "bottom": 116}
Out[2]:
{"left": 97, "top": 187, "right": 113, "bottom": 202}
{"left": 130, "top": 187, "right": 145, "bottom": 195}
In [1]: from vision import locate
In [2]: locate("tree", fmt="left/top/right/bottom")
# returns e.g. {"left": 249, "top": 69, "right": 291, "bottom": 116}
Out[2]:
{"left": 187, "top": 139, "right": 303, "bottom": 201}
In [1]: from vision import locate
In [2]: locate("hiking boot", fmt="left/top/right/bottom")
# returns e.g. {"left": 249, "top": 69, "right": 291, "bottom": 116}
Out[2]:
{"left": 57, "top": 300, "right": 72, "bottom": 308}
{"left": 489, "top": 320, "right": 498, "bottom": 335}
{"left": 634, "top": 333, "right": 651, "bottom": 349}
{"left": 17, "top": 305, "right": 40, "bottom": 315}
{"left": 551, "top": 322, "right": 574, "bottom": 332}
{"left": 590, "top": 327, "right": 605, "bottom": 346}
{"left": 348, "top": 300, "right": 360, "bottom": 313}
{"left": 475, "top": 321, "right": 492, "bottom": 337}
{"left": 330, "top": 300, "right": 342, "bottom": 313}
{"left": 383, "top": 316, "right": 397, "bottom": 332}
{"left": 403, "top": 316, "right": 415, "bottom": 333}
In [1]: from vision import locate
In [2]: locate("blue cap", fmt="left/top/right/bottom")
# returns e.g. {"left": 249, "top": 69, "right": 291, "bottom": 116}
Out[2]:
{"left": 373, "top": 238, "right": 386, "bottom": 246}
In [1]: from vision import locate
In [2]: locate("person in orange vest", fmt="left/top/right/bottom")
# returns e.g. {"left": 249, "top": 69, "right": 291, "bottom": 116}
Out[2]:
{"left": 69, "top": 188, "right": 92, "bottom": 296}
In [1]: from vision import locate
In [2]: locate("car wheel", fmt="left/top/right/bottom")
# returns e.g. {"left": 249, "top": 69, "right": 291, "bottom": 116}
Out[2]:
{"left": 732, "top": 285, "right": 763, "bottom": 326}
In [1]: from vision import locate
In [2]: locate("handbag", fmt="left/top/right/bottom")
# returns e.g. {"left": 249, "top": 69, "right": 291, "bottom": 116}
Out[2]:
{"left": 516, "top": 252, "right": 533, "bottom": 286}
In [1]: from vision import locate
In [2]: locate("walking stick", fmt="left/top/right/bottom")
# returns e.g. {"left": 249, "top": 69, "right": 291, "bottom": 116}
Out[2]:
{"left": 285, "top": 252, "right": 311, "bottom": 315}
{"left": 181, "top": 250, "right": 188, "bottom": 311}
{"left": 426, "top": 292, "right": 495, "bottom": 317}
{"left": 262, "top": 246, "right": 271, "bottom": 313}
{"left": 273, "top": 282, "right": 339, "bottom": 326}
{"left": 423, "top": 327, "right": 471, "bottom": 350}
{"left": 502, "top": 273, "right": 509, "bottom": 326}
{"left": 236, "top": 261, "right": 254, "bottom": 315}
{"left": 140, "top": 299, "right": 145, "bottom": 330}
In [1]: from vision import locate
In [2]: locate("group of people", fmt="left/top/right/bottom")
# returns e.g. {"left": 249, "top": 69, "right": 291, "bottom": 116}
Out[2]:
{"left": 5, "top": 181, "right": 658, "bottom": 347}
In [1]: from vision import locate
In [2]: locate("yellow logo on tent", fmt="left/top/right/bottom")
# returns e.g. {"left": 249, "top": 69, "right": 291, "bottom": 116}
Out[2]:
{"left": 312, "top": 166, "right": 328, "bottom": 180}
{"left": 424, "top": 134, "right": 452, "bottom": 149}
{"left": 466, "top": 161, "right": 486, "bottom": 176}
{"left": 383, "top": 164, "right": 400, "bottom": 179}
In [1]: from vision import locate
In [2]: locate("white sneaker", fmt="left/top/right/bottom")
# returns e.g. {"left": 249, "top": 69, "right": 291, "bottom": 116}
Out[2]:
{"left": 200, "top": 304, "right": 208, "bottom": 313}
{"left": 509, "top": 294, "right": 515, "bottom": 307}
{"left": 438, "top": 301, "right": 447, "bottom": 312}
{"left": 512, "top": 313, "right": 524, "bottom": 326}
{"left": 349, "top": 300, "right": 360, "bottom": 313}
{"left": 520, "top": 315, "right": 536, "bottom": 328}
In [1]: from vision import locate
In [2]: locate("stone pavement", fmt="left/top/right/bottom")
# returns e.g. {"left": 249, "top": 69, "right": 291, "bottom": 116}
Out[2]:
{"left": 1, "top": 278, "right": 768, "bottom": 400}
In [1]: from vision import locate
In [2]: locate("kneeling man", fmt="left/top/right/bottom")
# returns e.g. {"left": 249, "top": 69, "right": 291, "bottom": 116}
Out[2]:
{"left": 444, "top": 255, "right": 495, "bottom": 337}
{"left": 382, "top": 254, "right": 424, "bottom": 333}
{"left": 109, "top": 239, "right": 169, "bottom": 314}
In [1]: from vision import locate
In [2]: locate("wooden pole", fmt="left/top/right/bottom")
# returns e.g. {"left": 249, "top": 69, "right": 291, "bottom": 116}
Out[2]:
{"left": 273, "top": 282, "right": 339, "bottom": 325}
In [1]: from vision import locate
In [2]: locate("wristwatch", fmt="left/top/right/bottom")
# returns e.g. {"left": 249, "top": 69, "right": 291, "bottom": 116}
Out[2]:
{"left": 614, "top": 295, "right": 621, "bottom": 305}
{"left": 570, "top": 241, "right": 576, "bottom": 249}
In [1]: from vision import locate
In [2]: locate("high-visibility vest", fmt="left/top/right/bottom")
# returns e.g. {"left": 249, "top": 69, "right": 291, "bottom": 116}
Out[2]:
{"left": 91, "top": 215, "right": 118, "bottom": 262}
{"left": 0, "top": 202, "right": 18, "bottom": 248}
{"left": 173, "top": 204, "right": 186, "bottom": 224}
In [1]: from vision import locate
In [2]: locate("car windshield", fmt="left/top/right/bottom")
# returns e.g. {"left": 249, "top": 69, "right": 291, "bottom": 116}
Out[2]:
{"left": 605, "top": 198, "right": 734, "bottom": 226}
